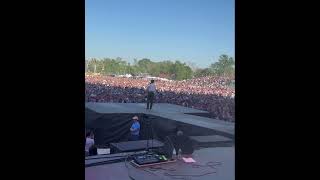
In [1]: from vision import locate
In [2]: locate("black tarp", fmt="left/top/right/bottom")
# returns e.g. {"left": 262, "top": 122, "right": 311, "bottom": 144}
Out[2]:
{"left": 85, "top": 108, "right": 230, "bottom": 146}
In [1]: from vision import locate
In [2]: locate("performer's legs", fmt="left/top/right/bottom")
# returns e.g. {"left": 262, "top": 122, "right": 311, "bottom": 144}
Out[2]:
{"left": 147, "top": 94, "right": 150, "bottom": 109}
{"left": 150, "top": 93, "right": 154, "bottom": 109}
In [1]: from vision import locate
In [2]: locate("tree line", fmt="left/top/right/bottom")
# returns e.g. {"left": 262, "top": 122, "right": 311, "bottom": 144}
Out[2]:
{"left": 86, "top": 54, "right": 234, "bottom": 80}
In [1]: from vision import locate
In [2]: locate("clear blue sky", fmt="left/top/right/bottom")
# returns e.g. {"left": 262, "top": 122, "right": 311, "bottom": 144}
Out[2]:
{"left": 85, "top": 0, "right": 234, "bottom": 68}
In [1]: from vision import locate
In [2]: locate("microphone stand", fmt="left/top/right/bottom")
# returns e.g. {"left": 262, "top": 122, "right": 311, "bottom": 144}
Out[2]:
{"left": 144, "top": 115, "right": 155, "bottom": 155}
{"left": 143, "top": 115, "right": 150, "bottom": 154}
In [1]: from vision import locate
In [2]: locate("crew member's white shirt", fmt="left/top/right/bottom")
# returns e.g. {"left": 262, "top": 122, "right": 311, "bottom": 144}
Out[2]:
{"left": 85, "top": 137, "right": 95, "bottom": 152}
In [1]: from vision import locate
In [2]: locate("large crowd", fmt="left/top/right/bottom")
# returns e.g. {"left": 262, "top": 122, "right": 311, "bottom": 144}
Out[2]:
{"left": 85, "top": 74, "right": 235, "bottom": 122}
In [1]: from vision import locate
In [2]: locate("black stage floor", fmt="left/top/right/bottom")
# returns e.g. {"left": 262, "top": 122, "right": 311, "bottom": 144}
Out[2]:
{"left": 86, "top": 103, "right": 234, "bottom": 138}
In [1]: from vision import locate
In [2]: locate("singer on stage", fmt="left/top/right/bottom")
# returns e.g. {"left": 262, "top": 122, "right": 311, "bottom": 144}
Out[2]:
{"left": 146, "top": 79, "right": 156, "bottom": 110}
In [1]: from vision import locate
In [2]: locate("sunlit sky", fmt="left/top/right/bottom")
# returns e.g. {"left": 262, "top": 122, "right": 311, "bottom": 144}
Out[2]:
{"left": 86, "top": 0, "right": 234, "bottom": 68}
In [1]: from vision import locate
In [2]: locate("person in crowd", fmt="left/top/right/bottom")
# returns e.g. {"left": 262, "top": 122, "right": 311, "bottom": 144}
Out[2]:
{"left": 146, "top": 79, "right": 156, "bottom": 110}
{"left": 129, "top": 115, "right": 140, "bottom": 141}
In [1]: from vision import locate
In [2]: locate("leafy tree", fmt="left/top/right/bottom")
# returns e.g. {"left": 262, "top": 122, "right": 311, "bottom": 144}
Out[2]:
{"left": 210, "top": 55, "right": 235, "bottom": 78}
{"left": 85, "top": 54, "right": 233, "bottom": 80}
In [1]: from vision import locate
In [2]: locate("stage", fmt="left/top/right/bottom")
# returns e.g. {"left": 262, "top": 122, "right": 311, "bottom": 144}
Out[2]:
{"left": 86, "top": 103, "right": 234, "bottom": 139}
{"left": 85, "top": 146, "right": 235, "bottom": 180}
{"left": 86, "top": 102, "right": 208, "bottom": 114}
{"left": 85, "top": 103, "right": 235, "bottom": 179}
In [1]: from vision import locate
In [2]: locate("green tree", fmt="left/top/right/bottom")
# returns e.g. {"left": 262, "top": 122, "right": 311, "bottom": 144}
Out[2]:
{"left": 210, "top": 55, "right": 235, "bottom": 78}
{"left": 194, "top": 68, "right": 212, "bottom": 77}
{"left": 137, "top": 58, "right": 153, "bottom": 73}
{"left": 87, "top": 58, "right": 99, "bottom": 73}
{"left": 86, "top": 56, "right": 235, "bottom": 80}
{"left": 171, "top": 61, "right": 193, "bottom": 80}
